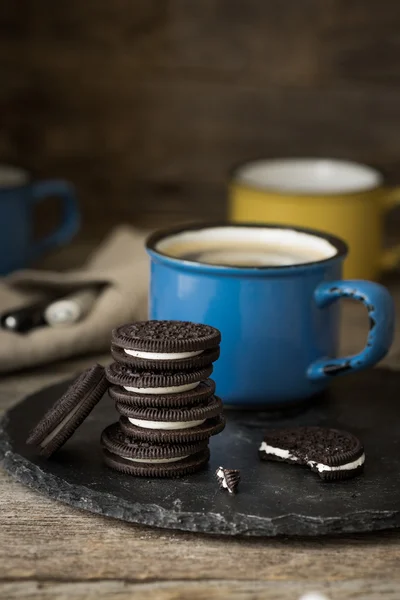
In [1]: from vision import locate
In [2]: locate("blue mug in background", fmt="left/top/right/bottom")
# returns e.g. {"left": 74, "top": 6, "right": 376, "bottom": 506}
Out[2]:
{"left": 0, "top": 165, "right": 80, "bottom": 275}
{"left": 146, "top": 223, "right": 395, "bottom": 408}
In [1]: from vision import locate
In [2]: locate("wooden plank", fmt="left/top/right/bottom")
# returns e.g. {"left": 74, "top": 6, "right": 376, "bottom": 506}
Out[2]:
{"left": 3, "top": 0, "right": 400, "bottom": 88}
{"left": 3, "top": 78, "right": 400, "bottom": 177}
{"left": 324, "top": 0, "right": 400, "bottom": 28}
{"left": 0, "top": 0, "right": 321, "bottom": 84}
{"left": 3, "top": 80, "right": 400, "bottom": 230}
{"left": 320, "top": 0, "right": 400, "bottom": 85}
{"left": 2, "top": 0, "right": 400, "bottom": 233}
{"left": 2, "top": 579, "right": 400, "bottom": 600}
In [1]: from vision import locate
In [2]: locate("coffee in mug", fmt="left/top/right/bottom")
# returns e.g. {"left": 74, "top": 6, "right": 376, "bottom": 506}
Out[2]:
{"left": 156, "top": 225, "right": 334, "bottom": 267}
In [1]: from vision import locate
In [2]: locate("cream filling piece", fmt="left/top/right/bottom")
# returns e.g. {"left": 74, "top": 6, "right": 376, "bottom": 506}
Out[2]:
{"left": 40, "top": 400, "right": 86, "bottom": 448}
{"left": 309, "top": 453, "right": 365, "bottom": 473}
{"left": 123, "top": 382, "right": 200, "bottom": 395}
{"left": 259, "top": 442, "right": 365, "bottom": 472}
{"left": 124, "top": 455, "right": 189, "bottom": 464}
{"left": 124, "top": 348, "right": 203, "bottom": 360}
{"left": 259, "top": 443, "right": 296, "bottom": 461}
{"left": 216, "top": 468, "right": 228, "bottom": 489}
{"left": 128, "top": 417, "right": 206, "bottom": 430}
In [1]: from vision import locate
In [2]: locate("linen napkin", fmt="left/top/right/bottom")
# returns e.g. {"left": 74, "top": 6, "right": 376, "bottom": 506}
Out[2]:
{"left": 0, "top": 226, "right": 150, "bottom": 374}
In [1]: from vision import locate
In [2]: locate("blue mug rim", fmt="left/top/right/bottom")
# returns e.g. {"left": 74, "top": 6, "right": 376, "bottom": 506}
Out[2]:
{"left": 146, "top": 221, "right": 348, "bottom": 275}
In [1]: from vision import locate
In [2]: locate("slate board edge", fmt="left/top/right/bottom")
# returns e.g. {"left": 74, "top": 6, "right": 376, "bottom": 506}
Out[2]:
{"left": 0, "top": 383, "right": 399, "bottom": 537}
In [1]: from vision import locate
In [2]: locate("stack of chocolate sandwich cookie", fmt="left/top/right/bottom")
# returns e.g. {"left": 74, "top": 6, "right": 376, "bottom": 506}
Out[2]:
{"left": 103, "top": 320, "right": 225, "bottom": 477}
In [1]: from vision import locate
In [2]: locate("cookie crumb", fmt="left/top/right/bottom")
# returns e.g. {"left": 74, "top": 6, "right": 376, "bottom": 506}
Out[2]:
{"left": 215, "top": 466, "right": 240, "bottom": 494}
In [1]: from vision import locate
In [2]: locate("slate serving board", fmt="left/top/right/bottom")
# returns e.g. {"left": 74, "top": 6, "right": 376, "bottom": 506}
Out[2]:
{"left": 1, "top": 368, "right": 399, "bottom": 537}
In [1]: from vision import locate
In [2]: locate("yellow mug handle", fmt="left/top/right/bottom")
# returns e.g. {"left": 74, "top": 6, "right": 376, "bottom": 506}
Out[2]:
{"left": 381, "top": 186, "right": 400, "bottom": 271}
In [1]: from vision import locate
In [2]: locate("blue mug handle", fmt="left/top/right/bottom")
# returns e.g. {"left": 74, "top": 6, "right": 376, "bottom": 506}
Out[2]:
{"left": 307, "top": 280, "right": 395, "bottom": 381}
{"left": 30, "top": 180, "right": 80, "bottom": 261}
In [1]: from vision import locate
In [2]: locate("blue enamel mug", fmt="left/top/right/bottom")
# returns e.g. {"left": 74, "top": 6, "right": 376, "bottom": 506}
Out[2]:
{"left": 0, "top": 165, "right": 80, "bottom": 275}
{"left": 146, "top": 223, "right": 395, "bottom": 407}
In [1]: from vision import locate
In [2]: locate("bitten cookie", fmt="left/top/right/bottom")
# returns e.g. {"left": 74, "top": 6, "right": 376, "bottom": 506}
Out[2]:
{"left": 259, "top": 426, "right": 365, "bottom": 481}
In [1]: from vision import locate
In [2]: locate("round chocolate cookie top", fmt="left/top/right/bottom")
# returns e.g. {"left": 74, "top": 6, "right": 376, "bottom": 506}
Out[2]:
{"left": 261, "top": 426, "right": 364, "bottom": 467}
{"left": 112, "top": 320, "right": 221, "bottom": 352}
{"left": 105, "top": 361, "right": 213, "bottom": 389}
{"left": 101, "top": 422, "right": 208, "bottom": 460}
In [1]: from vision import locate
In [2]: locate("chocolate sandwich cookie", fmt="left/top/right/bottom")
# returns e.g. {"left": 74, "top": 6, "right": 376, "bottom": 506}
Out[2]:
{"left": 259, "top": 426, "right": 365, "bottom": 481}
{"left": 111, "top": 320, "right": 221, "bottom": 370}
{"left": 111, "top": 343, "right": 220, "bottom": 371}
{"left": 108, "top": 378, "right": 216, "bottom": 408}
{"left": 105, "top": 361, "right": 213, "bottom": 396}
{"left": 120, "top": 413, "right": 225, "bottom": 443}
{"left": 26, "top": 364, "right": 108, "bottom": 458}
{"left": 101, "top": 422, "right": 210, "bottom": 477}
{"left": 116, "top": 395, "right": 223, "bottom": 429}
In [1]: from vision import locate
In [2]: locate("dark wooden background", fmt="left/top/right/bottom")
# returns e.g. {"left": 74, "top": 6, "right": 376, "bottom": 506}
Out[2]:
{"left": 2, "top": 0, "right": 400, "bottom": 243}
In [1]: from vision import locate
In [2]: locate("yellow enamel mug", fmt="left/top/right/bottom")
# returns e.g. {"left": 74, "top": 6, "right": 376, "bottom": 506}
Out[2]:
{"left": 229, "top": 158, "right": 400, "bottom": 280}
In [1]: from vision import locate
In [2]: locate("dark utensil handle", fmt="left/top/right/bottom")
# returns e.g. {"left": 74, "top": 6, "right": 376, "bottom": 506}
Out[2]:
{"left": 1, "top": 302, "right": 48, "bottom": 333}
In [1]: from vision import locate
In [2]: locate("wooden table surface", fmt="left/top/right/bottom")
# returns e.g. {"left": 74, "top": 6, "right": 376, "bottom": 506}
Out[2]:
{"left": 1, "top": 284, "right": 400, "bottom": 600}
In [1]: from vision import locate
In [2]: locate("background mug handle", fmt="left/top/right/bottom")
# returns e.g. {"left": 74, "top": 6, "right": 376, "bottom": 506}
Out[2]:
{"left": 381, "top": 186, "right": 400, "bottom": 271}
{"left": 30, "top": 180, "right": 80, "bottom": 262}
{"left": 307, "top": 280, "right": 395, "bottom": 382}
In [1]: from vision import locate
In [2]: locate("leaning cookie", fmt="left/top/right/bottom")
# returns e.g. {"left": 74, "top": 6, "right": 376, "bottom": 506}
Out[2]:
{"left": 26, "top": 364, "right": 109, "bottom": 458}
{"left": 259, "top": 426, "right": 365, "bottom": 481}
{"left": 111, "top": 320, "right": 221, "bottom": 370}
{"left": 101, "top": 422, "right": 210, "bottom": 477}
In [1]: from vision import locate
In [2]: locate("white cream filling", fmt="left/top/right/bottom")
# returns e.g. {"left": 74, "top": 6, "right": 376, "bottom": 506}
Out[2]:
{"left": 259, "top": 443, "right": 297, "bottom": 461}
{"left": 217, "top": 467, "right": 228, "bottom": 489}
{"left": 123, "top": 382, "right": 200, "bottom": 395}
{"left": 128, "top": 417, "right": 206, "bottom": 430}
{"left": 124, "top": 348, "right": 203, "bottom": 360}
{"left": 308, "top": 453, "right": 365, "bottom": 473}
{"left": 216, "top": 467, "right": 237, "bottom": 494}
{"left": 124, "top": 455, "right": 189, "bottom": 464}
{"left": 259, "top": 442, "right": 365, "bottom": 472}
{"left": 40, "top": 400, "right": 86, "bottom": 448}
